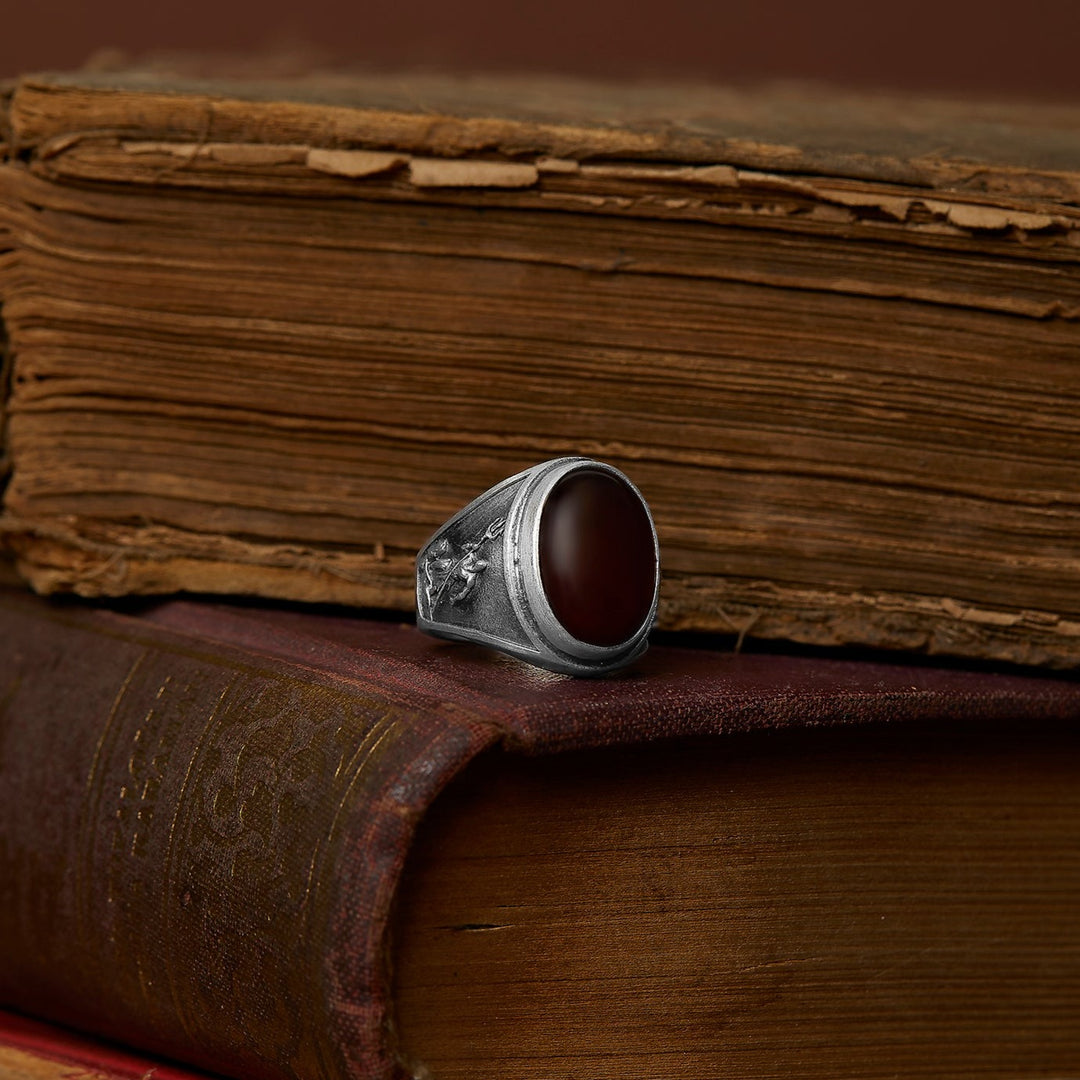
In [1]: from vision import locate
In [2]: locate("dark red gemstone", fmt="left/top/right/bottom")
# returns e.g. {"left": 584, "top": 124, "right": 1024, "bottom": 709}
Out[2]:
{"left": 538, "top": 468, "right": 656, "bottom": 647}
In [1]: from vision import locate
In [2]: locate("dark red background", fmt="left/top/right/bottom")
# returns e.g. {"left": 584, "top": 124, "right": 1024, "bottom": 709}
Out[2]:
{"left": 2, "top": 0, "right": 1079, "bottom": 99}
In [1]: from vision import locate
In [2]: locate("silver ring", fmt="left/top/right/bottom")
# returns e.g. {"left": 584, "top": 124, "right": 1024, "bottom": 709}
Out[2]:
{"left": 416, "top": 457, "right": 660, "bottom": 676}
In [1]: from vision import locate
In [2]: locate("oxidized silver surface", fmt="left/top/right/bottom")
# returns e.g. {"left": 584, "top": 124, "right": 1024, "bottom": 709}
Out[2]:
{"left": 416, "top": 457, "right": 660, "bottom": 676}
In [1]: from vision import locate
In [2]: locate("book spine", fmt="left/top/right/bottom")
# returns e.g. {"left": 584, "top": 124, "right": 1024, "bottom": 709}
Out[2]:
{"left": 0, "top": 592, "right": 494, "bottom": 1080}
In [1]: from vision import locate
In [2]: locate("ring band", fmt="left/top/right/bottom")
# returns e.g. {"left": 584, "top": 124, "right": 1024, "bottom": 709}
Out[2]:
{"left": 416, "top": 457, "right": 660, "bottom": 676}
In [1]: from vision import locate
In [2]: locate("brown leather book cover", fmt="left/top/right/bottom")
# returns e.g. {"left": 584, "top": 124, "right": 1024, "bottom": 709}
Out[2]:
{"left": 10, "top": 67, "right": 1080, "bottom": 184}
{"left": 1, "top": 585, "right": 1078, "bottom": 1079}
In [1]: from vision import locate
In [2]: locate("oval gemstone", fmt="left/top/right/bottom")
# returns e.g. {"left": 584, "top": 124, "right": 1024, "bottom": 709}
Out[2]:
{"left": 538, "top": 468, "right": 656, "bottom": 647}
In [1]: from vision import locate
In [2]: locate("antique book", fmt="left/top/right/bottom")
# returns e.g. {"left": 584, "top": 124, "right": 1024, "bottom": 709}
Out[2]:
{"left": 0, "top": 69, "right": 1079, "bottom": 667}
{"left": 1, "top": 584, "right": 1079, "bottom": 1080}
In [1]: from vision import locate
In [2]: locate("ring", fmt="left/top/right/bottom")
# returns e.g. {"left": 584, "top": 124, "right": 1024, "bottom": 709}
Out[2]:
{"left": 416, "top": 457, "right": 660, "bottom": 676}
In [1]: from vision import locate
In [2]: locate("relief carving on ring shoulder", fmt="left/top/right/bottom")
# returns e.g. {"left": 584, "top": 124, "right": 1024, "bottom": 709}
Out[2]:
{"left": 423, "top": 517, "right": 506, "bottom": 610}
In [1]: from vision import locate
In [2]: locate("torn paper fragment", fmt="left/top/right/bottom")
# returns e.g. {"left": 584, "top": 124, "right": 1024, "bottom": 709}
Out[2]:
{"left": 536, "top": 157, "right": 580, "bottom": 174}
{"left": 409, "top": 158, "right": 539, "bottom": 188}
{"left": 306, "top": 149, "right": 409, "bottom": 178}
{"left": 924, "top": 199, "right": 1056, "bottom": 232}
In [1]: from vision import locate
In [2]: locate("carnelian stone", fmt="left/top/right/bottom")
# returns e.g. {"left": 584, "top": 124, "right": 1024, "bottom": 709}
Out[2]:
{"left": 538, "top": 469, "right": 656, "bottom": 647}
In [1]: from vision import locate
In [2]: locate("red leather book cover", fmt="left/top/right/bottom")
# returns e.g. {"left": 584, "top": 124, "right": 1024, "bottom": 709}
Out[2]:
{"left": 1, "top": 586, "right": 1078, "bottom": 1079}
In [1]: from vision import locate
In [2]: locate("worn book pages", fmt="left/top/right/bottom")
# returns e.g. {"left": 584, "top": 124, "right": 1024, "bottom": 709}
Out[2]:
{"left": 1, "top": 70, "right": 1079, "bottom": 664}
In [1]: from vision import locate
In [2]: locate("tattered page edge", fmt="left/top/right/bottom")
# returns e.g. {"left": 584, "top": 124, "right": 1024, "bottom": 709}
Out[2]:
{"left": 8, "top": 68, "right": 1080, "bottom": 199}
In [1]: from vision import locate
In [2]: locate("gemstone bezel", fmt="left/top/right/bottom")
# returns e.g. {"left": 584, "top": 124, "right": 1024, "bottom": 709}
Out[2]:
{"left": 505, "top": 457, "right": 659, "bottom": 664}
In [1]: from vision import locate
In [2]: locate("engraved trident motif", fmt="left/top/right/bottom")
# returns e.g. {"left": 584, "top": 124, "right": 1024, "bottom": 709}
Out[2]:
{"left": 424, "top": 517, "right": 506, "bottom": 610}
